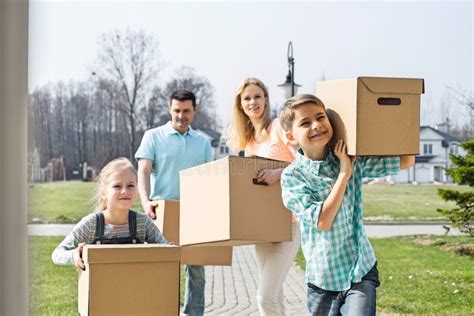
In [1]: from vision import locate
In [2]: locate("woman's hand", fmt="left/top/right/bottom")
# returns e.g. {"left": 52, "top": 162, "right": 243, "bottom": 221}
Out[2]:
{"left": 256, "top": 168, "right": 283, "bottom": 186}
{"left": 333, "top": 139, "right": 355, "bottom": 179}
{"left": 74, "top": 243, "right": 85, "bottom": 271}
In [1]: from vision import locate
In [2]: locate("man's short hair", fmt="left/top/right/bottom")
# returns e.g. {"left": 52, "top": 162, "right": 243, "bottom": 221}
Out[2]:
{"left": 279, "top": 94, "right": 326, "bottom": 131}
{"left": 170, "top": 90, "right": 196, "bottom": 108}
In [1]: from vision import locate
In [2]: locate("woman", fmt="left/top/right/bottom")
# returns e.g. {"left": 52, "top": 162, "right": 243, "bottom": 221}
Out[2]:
{"left": 227, "top": 78, "right": 301, "bottom": 316}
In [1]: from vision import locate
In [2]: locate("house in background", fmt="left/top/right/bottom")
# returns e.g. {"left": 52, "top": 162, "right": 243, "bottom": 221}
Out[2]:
{"left": 195, "top": 128, "right": 236, "bottom": 159}
{"left": 388, "top": 126, "right": 467, "bottom": 183}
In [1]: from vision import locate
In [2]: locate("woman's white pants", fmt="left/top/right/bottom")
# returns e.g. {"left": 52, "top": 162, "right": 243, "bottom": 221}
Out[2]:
{"left": 255, "top": 222, "right": 301, "bottom": 316}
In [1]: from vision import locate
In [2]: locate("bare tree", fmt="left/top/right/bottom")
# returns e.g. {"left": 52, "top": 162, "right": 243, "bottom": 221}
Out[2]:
{"left": 28, "top": 29, "right": 222, "bottom": 178}
{"left": 94, "top": 28, "right": 161, "bottom": 159}
{"left": 143, "top": 86, "right": 168, "bottom": 130}
{"left": 448, "top": 86, "right": 474, "bottom": 137}
{"left": 437, "top": 91, "right": 454, "bottom": 133}
{"left": 29, "top": 87, "right": 54, "bottom": 163}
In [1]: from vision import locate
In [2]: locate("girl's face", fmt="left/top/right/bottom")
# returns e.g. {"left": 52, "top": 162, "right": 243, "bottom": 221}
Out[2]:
{"left": 240, "top": 84, "right": 266, "bottom": 121}
{"left": 101, "top": 168, "right": 137, "bottom": 212}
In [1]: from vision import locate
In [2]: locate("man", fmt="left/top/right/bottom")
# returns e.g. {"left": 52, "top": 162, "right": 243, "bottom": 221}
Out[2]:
{"left": 135, "top": 90, "right": 212, "bottom": 316}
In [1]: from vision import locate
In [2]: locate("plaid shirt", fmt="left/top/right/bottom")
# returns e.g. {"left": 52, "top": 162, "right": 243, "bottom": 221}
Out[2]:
{"left": 281, "top": 150, "right": 400, "bottom": 291}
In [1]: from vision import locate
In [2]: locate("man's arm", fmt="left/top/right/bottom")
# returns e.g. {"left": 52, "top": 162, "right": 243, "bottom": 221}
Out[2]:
{"left": 137, "top": 159, "right": 159, "bottom": 219}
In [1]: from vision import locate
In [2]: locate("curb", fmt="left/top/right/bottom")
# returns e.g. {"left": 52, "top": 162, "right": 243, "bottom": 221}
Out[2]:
{"left": 364, "top": 221, "right": 450, "bottom": 226}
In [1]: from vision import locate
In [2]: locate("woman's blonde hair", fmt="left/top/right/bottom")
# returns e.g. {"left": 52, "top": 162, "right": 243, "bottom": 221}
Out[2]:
{"left": 92, "top": 157, "right": 137, "bottom": 211}
{"left": 226, "top": 78, "right": 272, "bottom": 151}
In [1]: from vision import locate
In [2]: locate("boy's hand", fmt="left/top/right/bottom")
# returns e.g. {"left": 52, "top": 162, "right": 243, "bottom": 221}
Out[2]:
{"left": 256, "top": 168, "right": 281, "bottom": 186}
{"left": 144, "top": 200, "right": 160, "bottom": 219}
{"left": 74, "top": 243, "right": 85, "bottom": 271}
{"left": 334, "top": 139, "right": 355, "bottom": 179}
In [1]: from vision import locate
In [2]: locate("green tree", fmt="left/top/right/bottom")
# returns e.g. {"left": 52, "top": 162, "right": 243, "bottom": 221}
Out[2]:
{"left": 437, "top": 139, "right": 474, "bottom": 236}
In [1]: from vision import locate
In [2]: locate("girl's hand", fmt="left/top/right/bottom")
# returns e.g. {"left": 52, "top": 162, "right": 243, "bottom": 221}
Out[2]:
{"left": 333, "top": 140, "right": 355, "bottom": 179}
{"left": 74, "top": 243, "right": 85, "bottom": 271}
{"left": 256, "top": 168, "right": 282, "bottom": 186}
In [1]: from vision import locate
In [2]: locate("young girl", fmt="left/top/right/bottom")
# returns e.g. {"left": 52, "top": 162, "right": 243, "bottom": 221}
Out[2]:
{"left": 52, "top": 157, "right": 167, "bottom": 270}
{"left": 227, "top": 78, "right": 301, "bottom": 316}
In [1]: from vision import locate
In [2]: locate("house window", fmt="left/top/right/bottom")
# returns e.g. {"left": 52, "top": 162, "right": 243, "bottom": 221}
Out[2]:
{"left": 220, "top": 146, "right": 229, "bottom": 154}
{"left": 423, "top": 144, "right": 432, "bottom": 155}
{"left": 449, "top": 145, "right": 458, "bottom": 154}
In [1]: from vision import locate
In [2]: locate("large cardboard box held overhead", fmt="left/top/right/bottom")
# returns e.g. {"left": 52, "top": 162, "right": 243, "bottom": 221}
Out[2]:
{"left": 179, "top": 156, "right": 292, "bottom": 246}
{"left": 78, "top": 244, "right": 180, "bottom": 316}
{"left": 316, "top": 77, "right": 424, "bottom": 156}
{"left": 153, "top": 199, "right": 233, "bottom": 265}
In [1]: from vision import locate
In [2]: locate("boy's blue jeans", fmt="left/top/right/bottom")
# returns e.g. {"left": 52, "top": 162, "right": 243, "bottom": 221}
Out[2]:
{"left": 183, "top": 265, "right": 205, "bottom": 316}
{"left": 307, "top": 263, "right": 380, "bottom": 316}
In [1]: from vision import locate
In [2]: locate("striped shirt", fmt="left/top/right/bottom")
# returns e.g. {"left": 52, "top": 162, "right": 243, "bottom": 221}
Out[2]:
{"left": 51, "top": 211, "right": 168, "bottom": 265}
{"left": 281, "top": 150, "right": 400, "bottom": 291}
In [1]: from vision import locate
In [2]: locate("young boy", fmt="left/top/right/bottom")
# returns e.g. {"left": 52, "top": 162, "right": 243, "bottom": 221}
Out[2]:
{"left": 279, "top": 94, "right": 414, "bottom": 316}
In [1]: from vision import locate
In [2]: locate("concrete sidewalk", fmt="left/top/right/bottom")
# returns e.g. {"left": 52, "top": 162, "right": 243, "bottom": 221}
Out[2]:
{"left": 28, "top": 223, "right": 462, "bottom": 238}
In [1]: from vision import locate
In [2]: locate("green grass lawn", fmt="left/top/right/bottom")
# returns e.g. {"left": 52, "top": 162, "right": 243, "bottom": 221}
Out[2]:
{"left": 28, "top": 181, "right": 143, "bottom": 223}
{"left": 29, "top": 237, "right": 77, "bottom": 315}
{"left": 295, "top": 235, "right": 474, "bottom": 315}
{"left": 29, "top": 237, "right": 186, "bottom": 315}
{"left": 28, "top": 181, "right": 471, "bottom": 223}
{"left": 363, "top": 183, "right": 471, "bottom": 221}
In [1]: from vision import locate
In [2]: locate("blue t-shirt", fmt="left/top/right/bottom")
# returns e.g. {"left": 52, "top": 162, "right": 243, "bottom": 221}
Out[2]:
{"left": 135, "top": 121, "right": 213, "bottom": 200}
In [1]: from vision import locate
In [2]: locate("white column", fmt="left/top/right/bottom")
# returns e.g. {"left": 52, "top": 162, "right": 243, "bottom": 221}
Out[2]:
{"left": 0, "top": 0, "right": 29, "bottom": 314}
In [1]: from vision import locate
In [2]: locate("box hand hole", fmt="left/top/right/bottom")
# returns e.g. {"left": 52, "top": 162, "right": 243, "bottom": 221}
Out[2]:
{"left": 377, "top": 97, "right": 401, "bottom": 106}
{"left": 252, "top": 178, "right": 268, "bottom": 186}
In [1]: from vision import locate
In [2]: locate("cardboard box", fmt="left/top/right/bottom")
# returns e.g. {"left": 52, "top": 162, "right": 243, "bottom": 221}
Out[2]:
{"left": 316, "top": 77, "right": 424, "bottom": 156}
{"left": 78, "top": 244, "right": 180, "bottom": 316}
{"left": 153, "top": 199, "right": 233, "bottom": 265}
{"left": 179, "top": 156, "right": 292, "bottom": 246}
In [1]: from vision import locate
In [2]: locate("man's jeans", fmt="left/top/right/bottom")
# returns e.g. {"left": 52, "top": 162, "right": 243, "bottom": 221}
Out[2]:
{"left": 183, "top": 265, "right": 205, "bottom": 316}
{"left": 307, "top": 263, "right": 380, "bottom": 316}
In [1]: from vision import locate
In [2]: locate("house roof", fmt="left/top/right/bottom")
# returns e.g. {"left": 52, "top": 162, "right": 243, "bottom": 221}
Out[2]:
{"left": 195, "top": 128, "right": 222, "bottom": 147}
{"left": 197, "top": 128, "right": 221, "bottom": 140}
{"left": 420, "top": 126, "right": 461, "bottom": 145}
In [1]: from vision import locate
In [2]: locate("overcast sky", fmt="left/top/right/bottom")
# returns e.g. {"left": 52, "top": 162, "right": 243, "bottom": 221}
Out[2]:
{"left": 29, "top": 0, "right": 473, "bottom": 128}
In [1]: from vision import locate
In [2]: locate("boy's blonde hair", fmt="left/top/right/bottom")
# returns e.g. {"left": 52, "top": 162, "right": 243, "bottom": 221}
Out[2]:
{"left": 279, "top": 94, "right": 327, "bottom": 131}
{"left": 92, "top": 157, "right": 137, "bottom": 211}
{"left": 226, "top": 78, "right": 272, "bottom": 151}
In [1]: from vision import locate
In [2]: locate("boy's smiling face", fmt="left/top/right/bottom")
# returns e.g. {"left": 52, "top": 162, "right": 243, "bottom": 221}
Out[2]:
{"left": 285, "top": 102, "right": 333, "bottom": 160}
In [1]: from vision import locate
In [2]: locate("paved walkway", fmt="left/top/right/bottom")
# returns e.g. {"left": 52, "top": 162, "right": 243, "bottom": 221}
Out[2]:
{"left": 203, "top": 246, "right": 307, "bottom": 315}
{"left": 29, "top": 223, "right": 463, "bottom": 315}
{"left": 28, "top": 223, "right": 462, "bottom": 238}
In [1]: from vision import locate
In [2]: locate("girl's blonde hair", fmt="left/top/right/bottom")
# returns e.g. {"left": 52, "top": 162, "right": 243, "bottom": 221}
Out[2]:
{"left": 226, "top": 78, "right": 272, "bottom": 151}
{"left": 92, "top": 157, "right": 137, "bottom": 211}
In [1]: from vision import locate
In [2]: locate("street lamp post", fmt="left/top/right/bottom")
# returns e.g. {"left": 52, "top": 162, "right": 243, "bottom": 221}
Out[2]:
{"left": 279, "top": 41, "right": 301, "bottom": 99}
